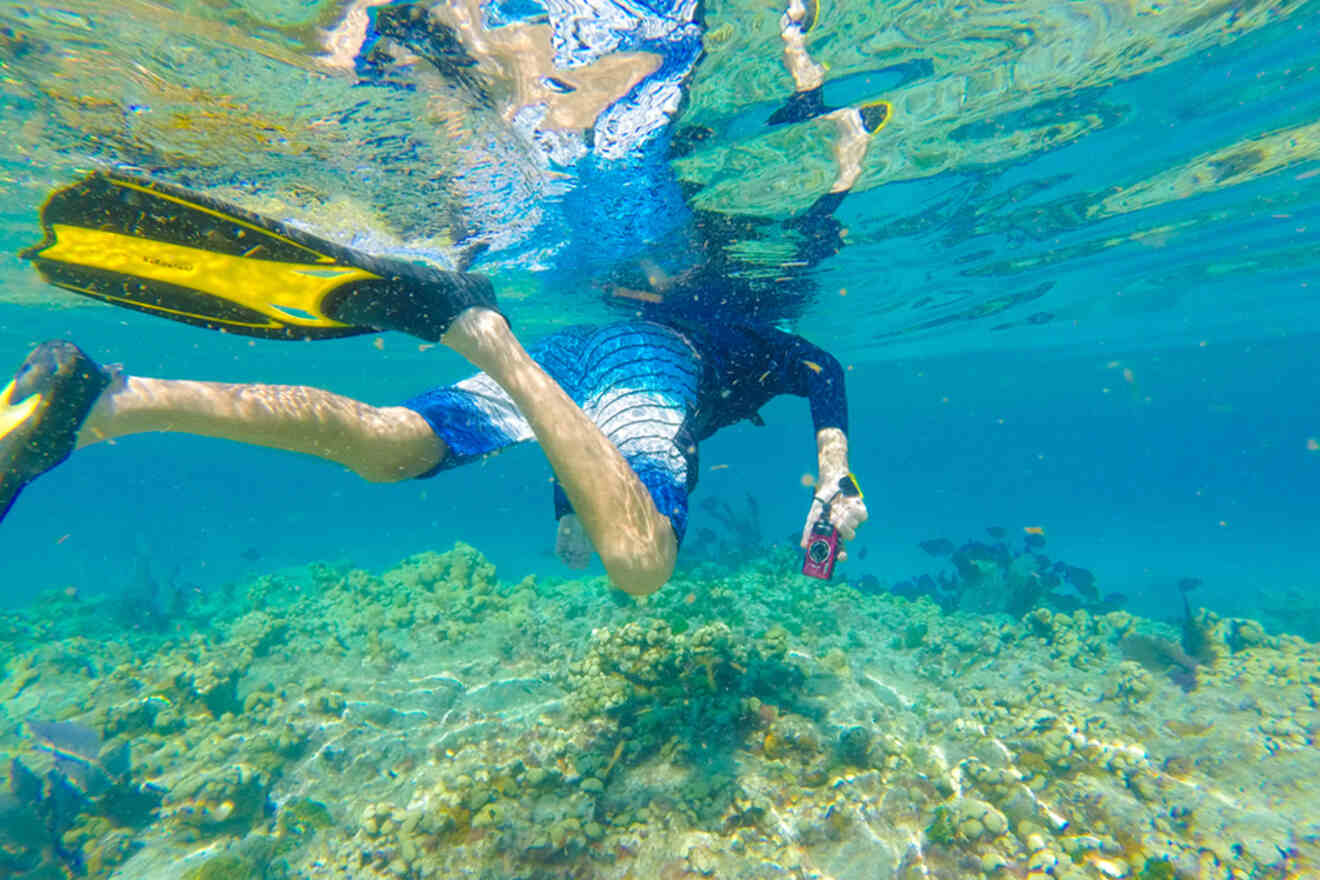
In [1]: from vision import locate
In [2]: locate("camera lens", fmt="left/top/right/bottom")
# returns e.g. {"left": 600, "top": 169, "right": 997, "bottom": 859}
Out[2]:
{"left": 808, "top": 540, "right": 830, "bottom": 563}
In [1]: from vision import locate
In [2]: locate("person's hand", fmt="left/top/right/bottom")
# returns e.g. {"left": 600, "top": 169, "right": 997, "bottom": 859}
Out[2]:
{"left": 555, "top": 514, "right": 594, "bottom": 569}
{"left": 799, "top": 484, "right": 868, "bottom": 562}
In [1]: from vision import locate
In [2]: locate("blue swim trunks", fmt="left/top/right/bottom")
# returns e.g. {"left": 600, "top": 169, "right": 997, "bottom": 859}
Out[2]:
{"left": 401, "top": 320, "right": 701, "bottom": 541}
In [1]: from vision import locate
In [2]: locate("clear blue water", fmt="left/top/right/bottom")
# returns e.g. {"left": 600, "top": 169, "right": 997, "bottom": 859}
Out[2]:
{"left": 1, "top": 1, "right": 1319, "bottom": 876}
{"left": 1, "top": 0, "right": 1316, "bottom": 627}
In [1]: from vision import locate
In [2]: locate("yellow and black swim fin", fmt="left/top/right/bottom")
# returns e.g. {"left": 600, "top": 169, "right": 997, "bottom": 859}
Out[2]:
{"left": 21, "top": 172, "right": 497, "bottom": 342}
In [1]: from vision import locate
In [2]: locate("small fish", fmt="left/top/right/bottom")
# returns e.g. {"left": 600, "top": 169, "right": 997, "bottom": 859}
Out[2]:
{"left": 239, "top": 547, "right": 262, "bottom": 562}
{"left": 1177, "top": 577, "right": 1202, "bottom": 593}
{"left": 1095, "top": 592, "right": 1127, "bottom": 612}
{"left": 1039, "top": 571, "right": 1061, "bottom": 589}
{"left": 856, "top": 574, "right": 883, "bottom": 594}
{"left": 1064, "top": 565, "right": 1098, "bottom": 600}
{"left": 986, "top": 526, "right": 1007, "bottom": 539}
{"left": 1064, "top": 565, "right": 1094, "bottom": 588}
{"left": 857, "top": 546, "right": 868, "bottom": 559}
{"left": 1023, "top": 526, "right": 1046, "bottom": 535}
{"left": 1052, "top": 593, "right": 1083, "bottom": 613}
{"left": 919, "top": 538, "right": 955, "bottom": 556}
{"left": 1024, "top": 533, "right": 1046, "bottom": 549}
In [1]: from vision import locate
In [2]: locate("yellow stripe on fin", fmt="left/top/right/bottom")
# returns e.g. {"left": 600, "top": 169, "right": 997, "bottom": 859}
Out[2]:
{"left": 0, "top": 392, "right": 42, "bottom": 442}
{"left": 39, "top": 226, "right": 376, "bottom": 329}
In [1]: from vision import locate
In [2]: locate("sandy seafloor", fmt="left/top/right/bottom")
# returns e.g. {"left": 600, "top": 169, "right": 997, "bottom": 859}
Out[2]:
{"left": 1, "top": 542, "right": 1316, "bottom": 880}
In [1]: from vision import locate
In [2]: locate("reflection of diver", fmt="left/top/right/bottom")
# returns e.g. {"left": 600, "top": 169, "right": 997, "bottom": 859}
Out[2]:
{"left": 322, "top": 0, "right": 889, "bottom": 293}
{"left": 535, "top": 0, "right": 892, "bottom": 322}
{"left": 4, "top": 172, "right": 866, "bottom": 594}
{"left": 323, "top": 0, "right": 702, "bottom": 274}
{"left": 606, "top": 96, "right": 891, "bottom": 323}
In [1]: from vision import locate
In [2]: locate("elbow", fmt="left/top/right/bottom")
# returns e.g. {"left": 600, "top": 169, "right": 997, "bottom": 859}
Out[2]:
{"left": 816, "top": 350, "right": 846, "bottom": 387}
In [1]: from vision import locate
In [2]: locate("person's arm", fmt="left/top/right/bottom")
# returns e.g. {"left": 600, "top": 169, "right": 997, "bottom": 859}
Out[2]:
{"left": 803, "top": 426, "right": 868, "bottom": 559}
{"left": 771, "top": 334, "right": 869, "bottom": 559}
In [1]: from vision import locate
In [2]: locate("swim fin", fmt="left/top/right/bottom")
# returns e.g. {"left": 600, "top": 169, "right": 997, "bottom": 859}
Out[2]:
{"left": 0, "top": 341, "right": 112, "bottom": 525}
{"left": 21, "top": 172, "right": 497, "bottom": 342}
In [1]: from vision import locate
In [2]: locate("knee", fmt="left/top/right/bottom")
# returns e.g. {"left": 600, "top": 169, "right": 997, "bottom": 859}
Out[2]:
{"left": 354, "top": 408, "right": 445, "bottom": 482}
{"left": 353, "top": 443, "right": 438, "bottom": 483}
{"left": 600, "top": 528, "right": 677, "bottom": 597}
{"left": 354, "top": 459, "right": 415, "bottom": 483}
{"left": 610, "top": 566, "right": 673, "bottom": 597}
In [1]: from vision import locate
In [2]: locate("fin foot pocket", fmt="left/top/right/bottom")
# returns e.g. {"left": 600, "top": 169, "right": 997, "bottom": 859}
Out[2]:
{"left": 768, "top": 87, "right": 830, "bottom": 126}
{"left": 0, "top": 341, "right": 111, "bottom": 524}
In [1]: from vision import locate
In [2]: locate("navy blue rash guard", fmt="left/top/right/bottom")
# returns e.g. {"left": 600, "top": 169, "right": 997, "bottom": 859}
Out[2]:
{"left": 401, "top": 317, "right": 847, "bottom": 543}
{"left": 674, "top": 316, "right": 848, "bottom": 441}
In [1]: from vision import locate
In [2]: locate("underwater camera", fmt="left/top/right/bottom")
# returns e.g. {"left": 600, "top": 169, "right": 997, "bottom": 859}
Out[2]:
{"left": 801, "top": 514, "right": 840, "bottom": 580}
{"left": 801, "top": 474, "right": 862, "bottom": 581}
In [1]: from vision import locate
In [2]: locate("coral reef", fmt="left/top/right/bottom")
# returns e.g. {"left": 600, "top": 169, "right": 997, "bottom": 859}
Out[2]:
{"left": 893, "top": 530, "right": 1127, "bottom": 617}
{"left": 0, "top": 541, "right": 1316, "bottom": 879}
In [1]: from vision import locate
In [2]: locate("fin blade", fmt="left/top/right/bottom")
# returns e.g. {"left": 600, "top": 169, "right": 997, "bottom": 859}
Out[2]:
{"left": 22, "top": 173, "right": 376, "bottom": 340}
{"left": 23, "top": 172, "right": 499, "bottom": 341}
{"left": 34, "top": 224, "right": 374, "bottom": 333}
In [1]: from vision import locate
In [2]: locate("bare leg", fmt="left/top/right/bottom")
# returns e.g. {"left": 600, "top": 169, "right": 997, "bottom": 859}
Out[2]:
{"left": 779, "top": 0, "right": 825, "bottom": 94}
{"left": 442, "top": 308, "right": 677, "bottom": 596}
{"left": 76, "top": 307, "right": 676, "bottom": 595}
{"left": 79, "top": 377, "right": 445, "bottom": 484}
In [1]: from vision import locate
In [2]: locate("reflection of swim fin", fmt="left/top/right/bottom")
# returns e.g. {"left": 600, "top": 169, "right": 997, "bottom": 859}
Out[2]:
{"left": 858, "top": 99, "right": 892, "bottom": 134}
{"left": 768, "top": 86, "right": 830, "bottom": 126}
{"left": 21, "top": 172, "right": 497, "bottom": 342}
{"left": 769, "top": 92, "right": 893, "bottom": 132}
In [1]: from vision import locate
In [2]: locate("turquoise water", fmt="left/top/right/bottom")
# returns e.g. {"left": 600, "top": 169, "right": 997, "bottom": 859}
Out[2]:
{"left": 1, "top": 1, "right": 1319, "bottom": 878}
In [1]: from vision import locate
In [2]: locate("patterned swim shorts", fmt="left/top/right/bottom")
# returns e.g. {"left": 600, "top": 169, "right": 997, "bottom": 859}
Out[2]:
{"left": 401, "top": 320, "right": 701, "bottom": 541}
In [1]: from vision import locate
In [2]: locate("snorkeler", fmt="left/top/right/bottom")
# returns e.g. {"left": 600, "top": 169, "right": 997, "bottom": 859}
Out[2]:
{"left": 2, "top": 172, "right": 865, "bottom": 598}
{"left": 0, "top": 166, "right": 868, "bottom": 596}
{"left": 2, "top": 0, "right": 881, "bottom": 593}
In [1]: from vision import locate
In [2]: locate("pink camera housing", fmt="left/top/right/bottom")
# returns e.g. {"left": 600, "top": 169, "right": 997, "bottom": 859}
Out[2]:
{"left": 801, "top": 519, "right": 840, "bottom": 580}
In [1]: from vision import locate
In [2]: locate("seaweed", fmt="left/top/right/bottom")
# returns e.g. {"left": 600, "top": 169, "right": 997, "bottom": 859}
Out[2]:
{"left": 694, "top": 492, "right": 764, "bottom": 568}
